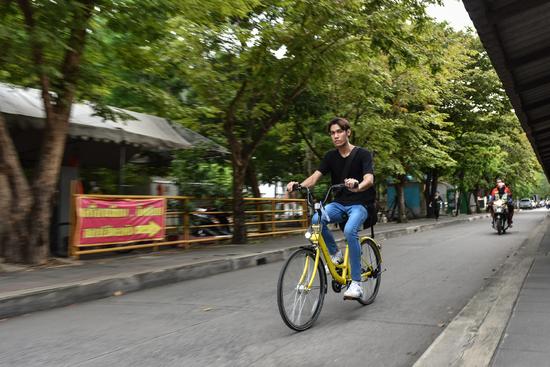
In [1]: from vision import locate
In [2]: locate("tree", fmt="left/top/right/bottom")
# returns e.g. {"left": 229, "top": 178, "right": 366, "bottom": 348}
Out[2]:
{"left": 440, "top": 34, "right": 541, "bottom": 212}
{"left": 0, "top": 0, "right": 255, "bottom": 263}
{"left": 532, "top": 171, "right": 550, "bottom": 200}
{"left": 152, "top": 0, "right": 437, "bottom": 241}
{"left": 0, "top": 1, "right": 96, "bottom": 263}
{"left": 337, "top": 23, "right": 458, "bottom": 222}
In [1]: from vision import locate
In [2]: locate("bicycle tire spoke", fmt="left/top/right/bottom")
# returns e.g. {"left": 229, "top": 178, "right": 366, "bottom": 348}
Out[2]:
{"left": 277, "top": 248, "right": 325, "bottom": 330}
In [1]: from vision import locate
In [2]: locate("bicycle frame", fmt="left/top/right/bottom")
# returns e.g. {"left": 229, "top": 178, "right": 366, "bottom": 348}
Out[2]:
{"left": 307, "top": 224, "right": 379, "bottom": 287}
{"left": 308, "top": 223, "right": 350, "bottom": 285}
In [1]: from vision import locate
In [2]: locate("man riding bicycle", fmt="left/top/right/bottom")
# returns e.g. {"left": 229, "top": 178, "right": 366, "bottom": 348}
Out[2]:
{"left": 287, "top": 117, "right": 375, "bottom": 300}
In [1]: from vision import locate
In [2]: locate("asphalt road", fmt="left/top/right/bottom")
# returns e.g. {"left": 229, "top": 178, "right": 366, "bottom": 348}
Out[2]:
{"left": 1, "top": 210, "right": 547, "bottom": 367}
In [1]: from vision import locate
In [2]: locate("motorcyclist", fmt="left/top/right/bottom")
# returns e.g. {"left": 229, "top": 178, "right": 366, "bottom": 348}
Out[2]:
{"left": 488, "top": 178, "right": 514, "bottom": 227}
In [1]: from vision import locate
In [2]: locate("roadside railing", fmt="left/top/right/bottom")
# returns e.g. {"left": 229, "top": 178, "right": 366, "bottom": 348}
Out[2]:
{"left": 70, "top": 194, "right": 308, "bottom": 259}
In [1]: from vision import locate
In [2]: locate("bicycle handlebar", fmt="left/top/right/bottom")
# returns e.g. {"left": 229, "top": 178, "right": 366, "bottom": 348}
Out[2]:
{"left": 290, "top": 182, "right": 357, "bottom": 193}
{"left": 290, "top": 182, "right": 360, "bottom": 218}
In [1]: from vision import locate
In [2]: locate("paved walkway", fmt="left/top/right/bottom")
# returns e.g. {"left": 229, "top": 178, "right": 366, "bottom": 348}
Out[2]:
{"left": 412, "top": 211, "right": 550, "bottom": 367}
{"left": 491, "top": 224, "right": 550, "bottom": 366}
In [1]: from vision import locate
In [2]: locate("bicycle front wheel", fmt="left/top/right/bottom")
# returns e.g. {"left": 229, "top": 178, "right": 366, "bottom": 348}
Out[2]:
{"left": 357, "top": 238, "right": 382, "bottom": 305}
{"left": 277, "top": 247, "right": 326, "bottom": 331}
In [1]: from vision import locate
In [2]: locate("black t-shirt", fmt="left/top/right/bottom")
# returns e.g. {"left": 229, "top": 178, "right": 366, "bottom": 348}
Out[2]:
{"left": 432, "top": 196, "right": 443, "bottom": 206}
{"left": 317, "top": 147, "right": 375, "bottom": 205}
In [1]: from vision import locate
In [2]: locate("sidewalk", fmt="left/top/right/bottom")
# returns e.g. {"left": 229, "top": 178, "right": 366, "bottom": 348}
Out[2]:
{"left": 0, "top": 213, "right": 489, "bottom": 319}
{"left": 491, "top": 222, "right": 550, "bottom": 366}
{"left": 413, "top": 213, "right": 550, "bottom": 367}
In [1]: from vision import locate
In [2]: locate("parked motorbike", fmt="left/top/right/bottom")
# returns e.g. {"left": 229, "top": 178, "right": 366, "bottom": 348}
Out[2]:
{"left": 191, "top": 207, "right": 232, "bottom": 237}
{"left": 492, "top": 194, "right": 509, "bottom": 235}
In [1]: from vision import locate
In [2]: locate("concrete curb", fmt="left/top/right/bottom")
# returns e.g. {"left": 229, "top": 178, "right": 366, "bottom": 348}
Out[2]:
{"left": 0, "top": 214, "right": 490, "bottom": 319}
{"left": 412, "top": 215, "right": 549, "bottom": 367}
{"left": 371, "top": 214, "right": 490, "bottom": 242}
{"left": 0, "top": 250, "right": 300, "bottom": 320}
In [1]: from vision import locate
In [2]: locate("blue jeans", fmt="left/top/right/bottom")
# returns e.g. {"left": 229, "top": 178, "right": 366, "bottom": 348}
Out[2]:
{"left": 312, "top": 202, "right": 368, "bottom": 282}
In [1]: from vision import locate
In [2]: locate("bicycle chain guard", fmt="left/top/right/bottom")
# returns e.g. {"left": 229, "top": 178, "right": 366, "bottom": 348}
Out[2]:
{"left": 331, "top": 266, "right": 345, "bottom": 293}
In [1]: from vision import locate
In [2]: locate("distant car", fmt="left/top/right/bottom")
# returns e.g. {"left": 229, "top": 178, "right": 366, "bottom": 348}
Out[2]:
{"left": 519, "top": 198, "right": 533, "bottom": 209}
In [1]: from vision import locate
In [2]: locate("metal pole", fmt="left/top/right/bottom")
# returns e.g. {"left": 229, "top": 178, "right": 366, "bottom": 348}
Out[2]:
{"left": 119, "top": 144, "right": 126, "bottom": 194}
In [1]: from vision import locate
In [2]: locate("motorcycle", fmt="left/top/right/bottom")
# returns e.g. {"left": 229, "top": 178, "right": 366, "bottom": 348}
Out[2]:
{"left": 191, "top": 207, "right": 232, "bottom": 237}
{"left": 492, "top": 193, "right": 509, "bottom": 235}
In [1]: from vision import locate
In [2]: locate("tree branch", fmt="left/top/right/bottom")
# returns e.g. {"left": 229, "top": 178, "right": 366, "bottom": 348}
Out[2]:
{"left": 295, "top": 120, "right": 323, "bottom": 161}
{"left": 55, "top": 0, "right": 95, "bottom": 117}
{"left": 244, "top": 78, "right": 309, "bottom": 160}
{"left": 224, "top": 79, "right": 248, "bottom": 166}
{"left": 17, "top": 0, "right": 53, "bottom": 117}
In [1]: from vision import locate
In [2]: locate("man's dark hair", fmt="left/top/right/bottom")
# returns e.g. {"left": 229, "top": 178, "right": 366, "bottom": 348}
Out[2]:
{"left": 327, "top": 117, "right": 351, "bottom": 133}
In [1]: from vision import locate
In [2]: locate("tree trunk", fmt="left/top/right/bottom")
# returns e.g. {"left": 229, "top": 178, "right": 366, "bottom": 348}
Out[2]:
{"left": 0, "top": 114, "right": 32, "bottom": 263}
{"left": 396, "top": 175, "right": 408, "bottom": 223}
{"left": 454, "top": 190, "right": 461, "bottom": 216}
{"left": 473, "top": 189, "right": 481, "bottom": 213}
{"left": 455, "top": 171, "right": 465, "bottom": 216}
{"left": 0, "top": 111, "right": 70, "bottom": 264}
{"left": 430, "top": 172, "right": 439, "bottom": 202}
{"left": 424, "top": 171, "right": 433, "bottom": 218}
{"left": 7, "top": 114, "right": 75, "bottom": 263}
{"left": 231, "top": 162, "right": 248, "bottom": 244}
{"left": 245, "top": 162, "right": 268, "bottom": 232}
{"left": 27, "top": 114, "right": 71, "bottom": 263}
{"left": 424, "top": 170, "right": 439, "bottom": 218}
{"left": 0, "top": 173, "right": 9, "bottom": 258}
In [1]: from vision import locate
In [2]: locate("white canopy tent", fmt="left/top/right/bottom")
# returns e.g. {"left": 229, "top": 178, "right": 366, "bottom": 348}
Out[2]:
{"left": 0, "top": 83, "right": 225, "bottom": 152}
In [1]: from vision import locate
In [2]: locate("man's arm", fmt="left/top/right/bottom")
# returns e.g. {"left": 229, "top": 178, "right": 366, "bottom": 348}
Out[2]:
{"left": 345, "top": 173, "right": 374, "bottom": 192}
{"left": 286, "top": 170, "right": 323, "bottom": 192}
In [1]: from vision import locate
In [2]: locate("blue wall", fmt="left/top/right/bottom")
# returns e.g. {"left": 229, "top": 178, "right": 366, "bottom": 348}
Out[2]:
{"left": 386, "top": 182, "right": 422, "bottom": 217}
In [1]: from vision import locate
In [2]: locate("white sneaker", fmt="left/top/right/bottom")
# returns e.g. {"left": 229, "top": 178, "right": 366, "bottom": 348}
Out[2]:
{"left": 343, "top": 281, "right": 363, "bottom": 300}
{"left": 330, "top": 250, "right": 343, "bottom": 264}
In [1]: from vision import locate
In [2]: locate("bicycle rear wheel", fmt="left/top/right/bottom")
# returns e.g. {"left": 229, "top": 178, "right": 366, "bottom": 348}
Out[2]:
{"left": 277, "top": 247, "right": 326, "bottom": 331}
{"left": 357, "top": 238, "right": 382, "bottom": 305}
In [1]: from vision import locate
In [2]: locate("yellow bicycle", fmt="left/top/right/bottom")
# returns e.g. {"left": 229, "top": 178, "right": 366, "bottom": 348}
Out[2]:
{"left": 277, "top": 184, "right": 382, "bottom": 331}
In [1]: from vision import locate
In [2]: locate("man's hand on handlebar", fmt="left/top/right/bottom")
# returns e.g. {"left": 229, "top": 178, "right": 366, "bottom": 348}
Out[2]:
{"left": 287, "top": 181, "right": 301, "bottom": 192}
{"left": 344, "top": 178, "right": 360, "bottom": 192}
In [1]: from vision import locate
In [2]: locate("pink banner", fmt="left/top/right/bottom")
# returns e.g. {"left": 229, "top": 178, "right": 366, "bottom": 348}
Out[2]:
{"left": 75, "top": 198, "right": 166, "bottom": 245}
